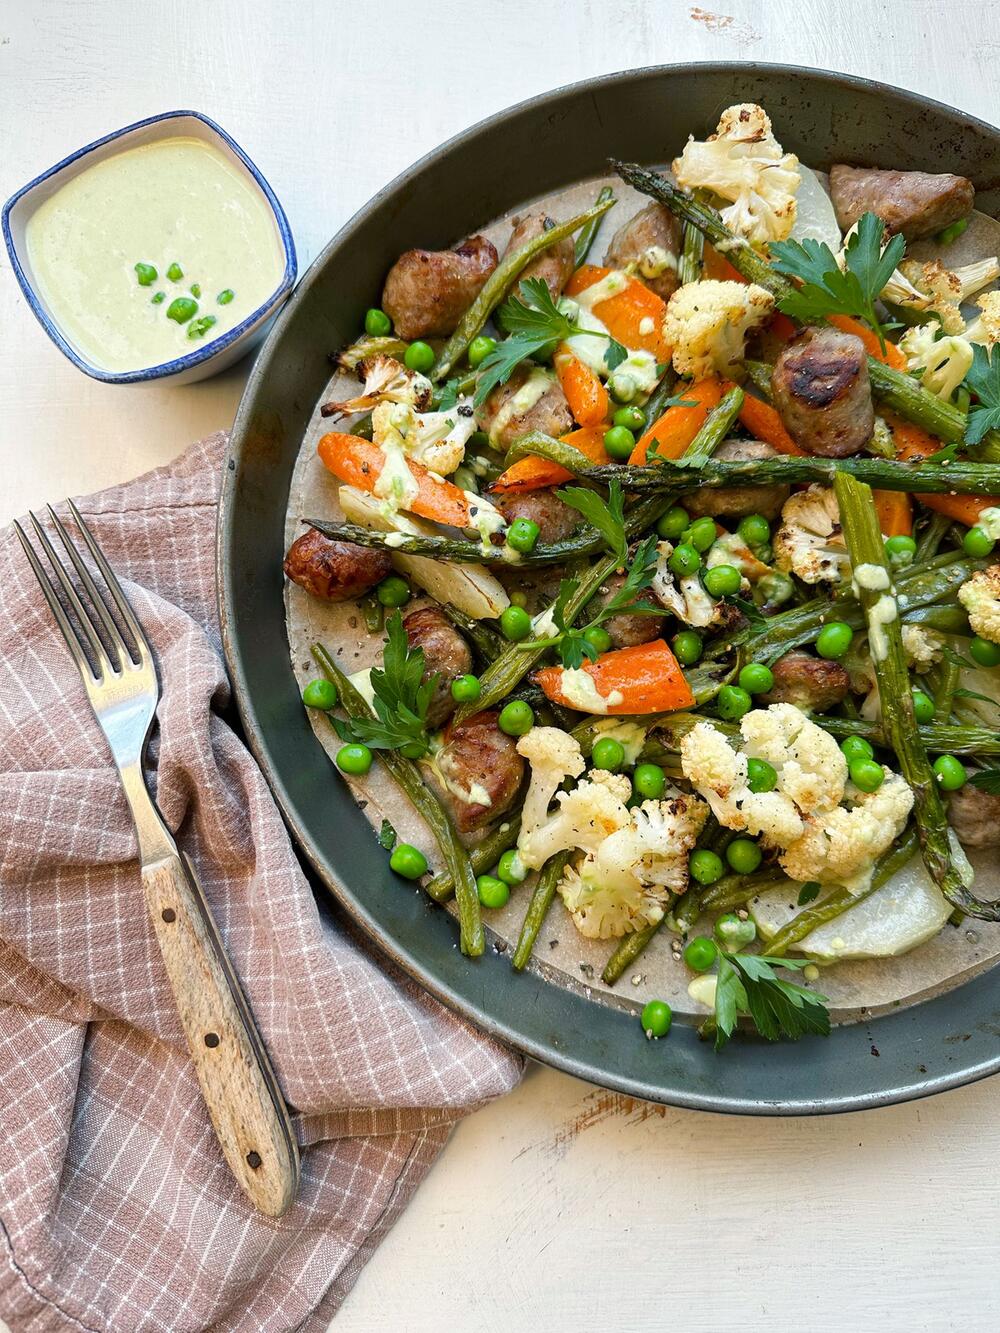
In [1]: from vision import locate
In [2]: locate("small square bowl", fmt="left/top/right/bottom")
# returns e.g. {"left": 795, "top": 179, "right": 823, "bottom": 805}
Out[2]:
{"left": 2, "top": 110, "right": 297, "bottom": 385}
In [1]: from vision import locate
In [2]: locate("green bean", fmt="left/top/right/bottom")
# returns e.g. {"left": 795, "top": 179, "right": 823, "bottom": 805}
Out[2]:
{"left": 817, "top": 714, "right": 1000, "bottom": 756}
{"left": 742, "top": 360, "right": 774, "bottom": 400}
{"left": 677, "top": 219, "right": 704, "bottom": 287}
{"left": 934, "top": 656, "right": 961, "bottom": 719}
{"left": 601, "top": 919, "right": 664, "bottom": 985}
{"left": 834, "top": 472, "right": 998, "bottom": 921}
{"left": 903, "top": 605, "right": 969, "bottom": 634}
{"left": 433, "top": 198, "right": 616, "bottom": 382}
{"left": 360, "top": 594, "right": 384, "bottom": 634}
{"left": 440, "top": 602, "right": 505, "bottom": 661}
{"left": 574, "top": 186, "right": 615, "bottom": 265}
{"left": 641, "top": 366, "right": 679, "bottom": 422}
{"left": 312, "top": 644, "right": 485, "bottom": 954}
{"left": 425, "top": 815, "right": 521, "bottom": 903}
{"left": 867, "top": 360, "right": 1000, "bottom": 462}
{"left": 511, "top": 851, "right": 571, "bottom": 971}
{"left": 915, "top": 512, "right": 953, "bottom": 562}
{"left": 764, "top": 830, "right": 919, "bottom": 958}
{"left": 700, "top": 872, "right": 788, "bottom": 913}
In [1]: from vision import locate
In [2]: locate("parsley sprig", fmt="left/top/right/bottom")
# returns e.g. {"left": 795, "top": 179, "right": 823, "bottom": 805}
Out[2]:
{"left": 964, "top": 343, "right": 1000, "bottom": 445}
{"left": 557, "top": 479, "right": 630, "bottom": 565}
{"left": 713, "top": 951, "right": 830, "bottom": 1051}
{"left": 473, "top": 277, "right": 627, "bottom": 407}
{"left": 769, "top": 211, "right": 905, "bottom": 353}
{"left": 333, "top": 612, "right": 438, "bottom": 757}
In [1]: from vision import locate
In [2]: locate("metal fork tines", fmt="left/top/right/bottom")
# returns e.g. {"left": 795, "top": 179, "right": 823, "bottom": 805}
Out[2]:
{"left": 15, "top": 502, "right": 300, "bottom": 1217}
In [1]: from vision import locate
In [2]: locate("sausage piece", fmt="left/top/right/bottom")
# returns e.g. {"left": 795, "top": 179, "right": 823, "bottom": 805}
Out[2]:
{"left": 402, "top": 606, "right": 473, "bottom": 729}
{"left": 382, "top": 235, "right": 499, "bottom": 340}
{"left": 434, "top": 710, "right": 525, "bottom": 832}
{"left": 771, "top": 326, "right": 874, "bottom": 458}
{"left": 476, "top": 365, "right": 573, "bottom": 449}
{"left": 760, "top": 650, "right": 849, "bottom": 714}
{"left": 829, "top": 165, "right": 974, "bottom": 241}
{"left": 683, "top": 438, "right": 791, "bottom": 521}
{"left": 603, "top": 202, "right": 681, "bottom": 300}
{"left": 491, "top": 488, "right": 581, "bottom": 546}
{"left": 947, "top": 784, "right": 1000, "bottom": 849}
{"left": 284, "top": 527, "right": 392, "bottom": 602}
{"left": 592, "top": 571, "right": 666, "bottom": 648}
{"left": 504, "top": 212, "right": 575, "bottom": 299}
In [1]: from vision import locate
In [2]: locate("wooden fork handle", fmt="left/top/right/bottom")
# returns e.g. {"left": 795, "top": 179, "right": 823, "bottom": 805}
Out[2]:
{"left": 142, "top": 852, "right": 300, "bottom": 1217}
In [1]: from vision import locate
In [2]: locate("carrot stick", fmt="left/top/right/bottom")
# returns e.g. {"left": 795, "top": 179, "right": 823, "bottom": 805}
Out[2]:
{"left": 317, "top": 432, "right": 471, "bottom": 528}
{"left": 827, "top": 314, "right": 908, "bottom": 370}
{"left": 874, "top": 489, "right": 913, "bottom": 537}
{"left": 564, "top": 265, "right": 670, "bottom": 360}
{"left": 737, "top": 394, "right": 806, "bottom": 457}
{"left": 630, "top": 377, "right": 725, "bottom": 464}
{"left": 554, "top": 348, "right": 609, "bottom": 427}
{"left": 491, "top": 425, "right": 609, "bottom": 494}
{"left": 534, "top": 640, "right": 695, "bottom": 716}
{"left": 885, "top": 413, "right": 1000, "bottom": 526}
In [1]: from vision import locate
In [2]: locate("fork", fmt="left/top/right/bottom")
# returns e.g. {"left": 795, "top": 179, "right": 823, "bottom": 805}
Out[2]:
{"left": 15, "top": 500, "right": 300, "bottom": 1218}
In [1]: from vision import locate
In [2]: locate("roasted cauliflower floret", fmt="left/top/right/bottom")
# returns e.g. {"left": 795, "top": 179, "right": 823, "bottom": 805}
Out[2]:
{"left": 515, "top": 727, "right": 586, "bottom": 840}
{"left": 899, "top": 324, "right": 974, "bottom": 401}
{"left": 894, "top": 257, "right": 1000, "bottom": 335}
{"left": 901, "top": 623, "right": 945, "bottom": 671}
{"left": 780, "top": 772, "right": 914, "bottom": 893}
{"left": 739, "top": 703, "right": 846, "bottom": 815}
{"left": 371, "top": 399, "right": 477, "bottom": 477}
{"left": 966, "top": 291, "right": 1000, "bottom": 347}
{"left": 663, "top": 280, "right": 775, "bottom": 379}
{"left": 652, "top": 540, "right": 731, "bottom": 627}
{"left": 773, "top": 486, "right": 849, "bottom": 585}
{"left": 672, "top": 103, "right": 801, "bottom": 244}
{"left": 517, "top": 769, "right": 632, "bottom": 871}
{"left": 325, "top": 354, "right": 433, "bottom": 416}
{"left": 959, "top": 564, "right": 1000, "bottom": 644}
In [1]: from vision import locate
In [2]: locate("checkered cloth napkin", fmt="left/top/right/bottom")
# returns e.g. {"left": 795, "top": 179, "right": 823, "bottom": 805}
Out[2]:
{"left": 0, "top": 434, "right": 522, "bottom": 1333}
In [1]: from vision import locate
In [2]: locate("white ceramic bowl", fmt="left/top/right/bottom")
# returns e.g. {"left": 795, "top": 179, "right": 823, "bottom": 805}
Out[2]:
{"left": 2, "top": 110, "right": 296, "bottom": 385}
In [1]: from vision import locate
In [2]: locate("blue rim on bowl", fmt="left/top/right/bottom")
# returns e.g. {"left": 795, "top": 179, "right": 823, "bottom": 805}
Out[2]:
{"left": 2, "top": 109, "right": 297, "bottom": 384}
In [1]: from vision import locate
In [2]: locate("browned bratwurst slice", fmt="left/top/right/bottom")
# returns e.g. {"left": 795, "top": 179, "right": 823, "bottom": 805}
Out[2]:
{"left": 829, "top": 165, "right": 974, "bottom": 241}
{"left": 946, "top": 784, "right": 1000, "bottom": 849}
{"left": 382, "top": 235, "right": 499, "bottom": 340}
{"left": 504, "top": 212, "right": 576, "bottom": 299}
{"left": 771, "top": 326, "right": 874, "bottom": 458}
{"left": 284, "top": 527, "right": 392, "bottom": 602}
{"left": 760, "top": 650, "right": 849, "bottom": 714}
{"left": 591, "top": 571, "right": 666, "bottom": 648}
{"left": 491, "top": 487, "right": 581, "bottom": 546}
{"left": 434, "top": 710, "right": 525, "bottom": 833}
{"left": 603, "top": 202, "right": 681, "bottom": 300}
{"left": 476, "top": 365, "right": 573, "bottom": 449}
{"left": 683, "top": 438, "right": 791, "bottom": 521}
{"left": 402, "top": 606, "right": 472, "bottom": 729}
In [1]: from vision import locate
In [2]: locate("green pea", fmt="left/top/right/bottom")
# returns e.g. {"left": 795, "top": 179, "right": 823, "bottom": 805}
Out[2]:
{"left": 717, "top": 684, "right": 752, "bottom": 721}
{"left": 151, "top": 292, "right": 165, "bottom": 305}
{"left": 668, "top": 543, "right": 702, "bottom": 577}
{"left": 816, "top": 621, "right": 854, "bottom": 659}
{"left": 364, "top": 307, "right": 391, "bottom": 336}
{"left": 850, "top": 758, "right": 885, "bottom": 792}
{"left": 476, "top": 874, "right": 510, "bottom": 908}
{"left": 633, "top": 763, "right": 666, "bottom": 800}
{"left": 703, "top": 564, "right": 741, "bottom": 598}
{"left": 592, "top": 737, "right": 626, "bottom": 772}
{"left": 404, "top": 340, "right": 435, "bottom": 373}
{"left": 167, "top": 262, "right": 184, "bottom": 281}
{"left": 583, "top": 626, "right": 612, "bottom": 655}
{"left": 499, "top": 700, "right": 534, "bottom": 736}
{"left": 840, "top": 735, "right": 875, "bottom": 765}
{"left": 911, "top": 688, "right": 935, "bottom": 723}
{"left": 166, "top": 297, "right": 198, "bottom": 324}
{"left": 468, "top": 334, "right": 497, "bottom": 368}
{"left": 656, "top": 506, "right": 690, "bottom": 541}
{"left": 726, "top": 837, "right": 762, "bottom": 874}
{"left": 500, "top": 605, "right": 532, "bottom": 641}
{"left": 451, "top": 674, "right": 482, "bottom": 704}
{"left": 613, "top": 405, "right": 647, "bottom": 432}
{"left": 134, "top": 262, "right": 157, "bottom": 286}
{"left": 217, "top": 288, "right": 235, "bottom": 306}
{"left": 390, "top": 843, "right": 428, "bottom": 879}
{"left": 933, "top": 754, "right": 967, "bottom": 790}
{"left": 963, "top": 525, "right": 995, "bottom": 559}
{"left": 690, "top": 848, "right": 724, "bottom": 885}
{"left": 738, "top": 663, "right": 774, "bottom": 695}
{"left": 640, "top": 999, "right": 672, "bottom": 1039}
{"left": 715, "top": 912, "right": 757, "bottom": 949}
{"left": 884, "top": 534, "right": 917, "bottom": 568}
{"left": 683, "top": 516, "right": 718, "bottom": 553}
{"left": 189, "top": 282, "right": 202, "bottom": 299}
{"left": 970, "top": 636, "right": 1000, "bottom": 667}
{"left": 672, "top": 630, "right": 703, "bottom": 666}
{"left": 603, "top": 425, "right": 636, "bottom": 460}
{"left": 301, "top": 678, "right": 338, "bottom": 710}
{"left": 506, "top": 517, "right": 540, "bottom": 554}
{"left": 737, "top": 513, "right": 770, "bottom": 548}
{"left": 937, "top": 218, "right": 969, "bottom": 245}
{"left": 187, "top": 315, "right": 217, "bottom": 340}
{"left": 337, "top": 743, "right": 373, "bottom": 775}
{"left": 746, "top": 757, "right": 777, "bottom": 793}
{"left": 508, "top": 590, "right": 528, "bottom": 609}
{"left": 683, "top": 935, "right": 718, "bottom": 972}
{"left": 376, "top": 575, "right": 411, "bottom": 607}
{"left": 497, "top": 849, "right": 527, "bottom": 885}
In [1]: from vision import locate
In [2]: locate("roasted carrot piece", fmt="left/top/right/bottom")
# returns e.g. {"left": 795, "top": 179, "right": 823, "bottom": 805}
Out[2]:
{"left": 703, "top": 244, "right": 747, "bottom": 284}
{"left": 317, "top": 432, "right": 471, "bottom": 528}
{"left": 554, "top": 348, "right": 610, "bottom": 427}
{"left": 737, "top": 394, "right": 806, "bottom": 457}
{"left": 768, "top": 312, "right": 798, "bottom": 344}
{"left": 884, "top": 413, "right": 1000, "bottom": 526}
{"left": 874, "top": 489, "right": 913, "bottom": 537}
{"left": 564, "top": 264, "right": 670, "bottom": 360}
{"left": 630, "top": 377, "right": 725, "bottom": 464}
{"left": 491, "top": 425, "right": 609, "bottom": 494}
{"left": 827, "top": 314, "right": 908, "bottom": 370}
{"left": 534, "top": 640, "right": 695, "bottom": 716}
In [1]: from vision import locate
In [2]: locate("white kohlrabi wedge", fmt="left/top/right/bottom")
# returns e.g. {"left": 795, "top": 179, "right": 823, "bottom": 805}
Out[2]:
{"left": 750, "top": 860, "right": 951, "bottom": 960}
{"left": 788, "top": 165, "right": 842, "bottom": 252}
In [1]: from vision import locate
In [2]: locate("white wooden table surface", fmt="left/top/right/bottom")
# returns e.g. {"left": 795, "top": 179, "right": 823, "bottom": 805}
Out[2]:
{"left": 2, "top": 2, "right": 999, "bottom": 1328}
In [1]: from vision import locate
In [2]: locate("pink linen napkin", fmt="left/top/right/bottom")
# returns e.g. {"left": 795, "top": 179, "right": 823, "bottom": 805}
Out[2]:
{"left": 0, "top": 434, "right": 522, "bottom": 1333}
